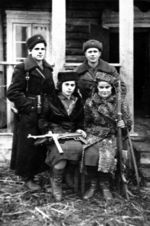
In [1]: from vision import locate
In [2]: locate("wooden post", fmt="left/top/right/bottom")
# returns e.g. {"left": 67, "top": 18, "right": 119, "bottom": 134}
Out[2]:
{"left": 6, "top": 65, "right": 14, "bottom": 132}
{"left": 119, "top": 0, "right": 134, "bottom": 132}
{"left": 51, "top": 0, "right": 66, "bottom": 84}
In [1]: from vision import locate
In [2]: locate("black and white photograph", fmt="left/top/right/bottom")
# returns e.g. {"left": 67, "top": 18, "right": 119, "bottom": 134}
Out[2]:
{"left": 0, "top": 0, "right": 150, "bottom": 225}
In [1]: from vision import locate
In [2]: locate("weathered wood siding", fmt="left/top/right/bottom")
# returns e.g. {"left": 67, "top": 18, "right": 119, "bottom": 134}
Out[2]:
{"left": 66, "top": 0, "right": 116, "bottom": 63}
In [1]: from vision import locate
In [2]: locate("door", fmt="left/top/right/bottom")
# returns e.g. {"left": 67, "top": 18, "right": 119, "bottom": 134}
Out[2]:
{"left": 134, "top": 31, "right": 150, "bottom": 117}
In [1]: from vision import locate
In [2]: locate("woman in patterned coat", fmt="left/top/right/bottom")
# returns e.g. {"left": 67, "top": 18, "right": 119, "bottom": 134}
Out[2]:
{"left": 83, "top": 72, "right": 132, "bottom": 201}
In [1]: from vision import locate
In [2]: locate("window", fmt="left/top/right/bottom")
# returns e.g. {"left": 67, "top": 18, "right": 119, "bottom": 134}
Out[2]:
{"left": 6, "top": 10, "right": 51, "bottom": 62}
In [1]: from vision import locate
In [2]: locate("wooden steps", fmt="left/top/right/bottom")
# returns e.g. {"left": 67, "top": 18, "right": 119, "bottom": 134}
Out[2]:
{"left": 132, "top": 138, "right": 150, "bottom": 187}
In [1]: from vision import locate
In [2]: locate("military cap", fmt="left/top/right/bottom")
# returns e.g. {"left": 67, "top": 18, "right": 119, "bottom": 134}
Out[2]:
{"left": 83, "top": 39, "right": 103, "bottom": 52}
{"left": 26, "top": 34, "right": 47, "bottom": 50}
{"left": 58, "top": 71, "right": 78, "bottom": 83}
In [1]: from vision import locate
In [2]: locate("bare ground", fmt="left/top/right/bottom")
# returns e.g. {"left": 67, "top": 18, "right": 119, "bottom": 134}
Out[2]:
{"left": 0, "top": 164, "right": 150, "bottom": 226}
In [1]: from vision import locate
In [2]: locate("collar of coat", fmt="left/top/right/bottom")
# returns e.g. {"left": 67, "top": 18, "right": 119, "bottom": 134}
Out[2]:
{"left": 58, "top": 93, "right": 77, "bottom": 101}
{"left": 91, "top": 92, "right": 116, "bottom": 105}
{"left": 76, "top": 58, "right": 112, "bottom": 75}
{"left": 24, "top": 55, "right": 53, "bottom": 72}
{"left": 90, "top": 93, "right": 118, "bottom": 121}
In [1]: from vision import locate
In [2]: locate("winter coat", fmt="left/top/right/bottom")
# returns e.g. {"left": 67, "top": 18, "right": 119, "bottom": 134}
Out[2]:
{"left": 7, "top": 55, "right": 55, "bottom": 178}
{"left": 39, "top": 92, "right": 85, "bottom": 166}
{"left": 39, "top": 92, "right": 84, "bottom": 134}
{"left": 83, "top": 93, "right": 132, "bottom": 171}
{"left": 75, "top": 59, "right": 126, "bottom": 102}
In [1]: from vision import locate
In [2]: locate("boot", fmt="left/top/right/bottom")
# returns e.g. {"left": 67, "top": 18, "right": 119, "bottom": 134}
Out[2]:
{"left": 25, "top": 179, "right": 41, "bottom": 191}
{"left": 65, "top": 173, "right": 74, "bottom": 188}
{"left": 99, "top": 172, "right": 113, "bottom": 201}
{"left": 24, "top": 176, "right": 41, "bottom": 191}
{"left": 100, "top": 182, "right": 113, "bottom": 201}
{"left": 65, "top": 165, "right": 74, "bottom": 189}
{"left": 83, "top": 179, "right": 97, "bottom": 200}
{"left": 50, "top": 168, "right": 64, "bottom": 201}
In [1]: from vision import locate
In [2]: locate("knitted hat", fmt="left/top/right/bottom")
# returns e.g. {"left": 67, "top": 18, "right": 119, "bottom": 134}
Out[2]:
{"left": 96, "top": 72, "right": 117, "bottom": 85}
{"left": 26, "top": 34, "right": 47, "bottom": 50}
{"left": 58, "top": 71, "right": 78, "bottom": 82}
{"left": 83, "top": 39, "right": 103, "bottom": 52}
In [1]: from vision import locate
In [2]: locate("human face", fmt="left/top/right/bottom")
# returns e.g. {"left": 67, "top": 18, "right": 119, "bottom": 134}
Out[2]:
{"left": 29, "top": 43, "right": 46, "bottom": 62}
{"left": 85, "top": 48, "right": 101, "bottom": 64}
{"left": 97, "top": 81, "right": 112, "bottom": 99}
{"left": 62, "top": 81, "right": 76, "bottom": 98}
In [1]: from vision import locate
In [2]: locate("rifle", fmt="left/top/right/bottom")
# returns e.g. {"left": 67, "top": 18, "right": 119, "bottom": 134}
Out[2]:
{"left": 28, "top": 131, "right": 87, "bottom": 154}
{"left": 117, "top": 80, "right": 129, "bottom": 199}
{"left": 127, "top": 129, "right": 141, "bottom": 187}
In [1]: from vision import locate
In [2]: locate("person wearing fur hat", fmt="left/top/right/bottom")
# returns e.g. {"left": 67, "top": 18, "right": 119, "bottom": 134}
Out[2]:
{"left": 82, "top": 72, "right": 132, "bottom": 201}
{"left": 75, "top": 39, "right": 126, "bottom": 102}
{"left": 39, "top": 71, "right": 86, "bottom": 201}
{"left": 7, "top": 34, "right": 55, "bottom": 190}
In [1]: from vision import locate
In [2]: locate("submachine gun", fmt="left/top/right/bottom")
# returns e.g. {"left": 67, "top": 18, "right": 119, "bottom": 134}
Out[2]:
{"left": 28, "top": 131, "right": 87, "bottom": 154}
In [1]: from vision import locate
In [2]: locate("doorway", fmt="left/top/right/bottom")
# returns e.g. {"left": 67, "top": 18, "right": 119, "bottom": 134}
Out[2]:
{"left": 109, "top": 30, "right": 150, "bottom": 117}
{"left": 134, "top": 30, "right": 150, "bottom": 117}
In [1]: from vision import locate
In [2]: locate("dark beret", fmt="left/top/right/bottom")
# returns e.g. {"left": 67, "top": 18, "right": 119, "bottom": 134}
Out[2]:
{"left": 96, "top": 72, "right": 117, "bottom": 85}
{"left": 26, "top": 34, "right": 47, "bottom": 50}
{"left": 58, "top": 71, "right": 78, "bottom": 82}
{"left": 83, "top": 39, "right": 103, "bottom": 52}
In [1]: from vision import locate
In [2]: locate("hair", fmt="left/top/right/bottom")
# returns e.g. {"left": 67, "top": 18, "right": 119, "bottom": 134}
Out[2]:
{"left": 56, "top": 80, "right": 79, "bottom": 96}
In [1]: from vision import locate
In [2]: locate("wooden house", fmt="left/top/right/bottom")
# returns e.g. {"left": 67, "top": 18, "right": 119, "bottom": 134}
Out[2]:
{"left": 0, "top": 0, "right": 150, "bottom": 185}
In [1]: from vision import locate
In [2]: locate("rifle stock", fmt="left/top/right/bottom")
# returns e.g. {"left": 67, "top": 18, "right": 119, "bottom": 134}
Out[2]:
{"left": 127, "top": 129, "right": 140, "bottom": 187}
{"left": 117, "top": 80, "right": 129, "bottom": 199}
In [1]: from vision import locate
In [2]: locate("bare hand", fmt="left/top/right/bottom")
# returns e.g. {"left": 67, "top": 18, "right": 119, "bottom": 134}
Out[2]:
{"left": 117, "top": 120, "right": 125, "bottom": 128}
{"left": 122, "top": 149, "right": 128, "bottom": 162}
{"left": 76, "top": 129, "right": 87, "bottom": 138}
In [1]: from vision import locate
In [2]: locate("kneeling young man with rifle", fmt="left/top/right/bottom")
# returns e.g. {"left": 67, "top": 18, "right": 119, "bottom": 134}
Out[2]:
{"left": 38, "top": 71, "right": 86, "bottom": 201}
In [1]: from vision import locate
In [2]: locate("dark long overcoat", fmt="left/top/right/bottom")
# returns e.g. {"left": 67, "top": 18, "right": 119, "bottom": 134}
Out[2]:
{"left": 75, "top": 59, "right": 126, "bottom": 101}
{"left": 7, "top": 55, "right": 55, "bottom": 178}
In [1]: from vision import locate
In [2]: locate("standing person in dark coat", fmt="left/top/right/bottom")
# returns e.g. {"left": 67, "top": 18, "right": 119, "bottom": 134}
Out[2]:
{"left": 7, "top": 34, "right": 55, "bottom": 190}
{"left": 75, "top": 39, "right": 126, "bottom": 102}
{"left": 39, "top": 71, "right": 86, "bottom": 201}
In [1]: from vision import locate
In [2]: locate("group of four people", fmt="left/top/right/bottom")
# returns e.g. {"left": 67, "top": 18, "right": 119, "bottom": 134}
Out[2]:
{"left": 7, "top": 34, "right": 132, "bottom": 202}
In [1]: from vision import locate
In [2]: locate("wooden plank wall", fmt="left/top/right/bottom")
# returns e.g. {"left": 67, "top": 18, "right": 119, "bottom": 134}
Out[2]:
{"left": 1, "top": 0, "right": 118, "bottom": 63}
{"left": 66, "top": 0, "right": 113, "bottom": 62}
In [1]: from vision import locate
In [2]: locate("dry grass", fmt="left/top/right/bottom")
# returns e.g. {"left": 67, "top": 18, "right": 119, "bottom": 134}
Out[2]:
{"left": 0, "top": 165, "right": 150, "bottom": 226}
